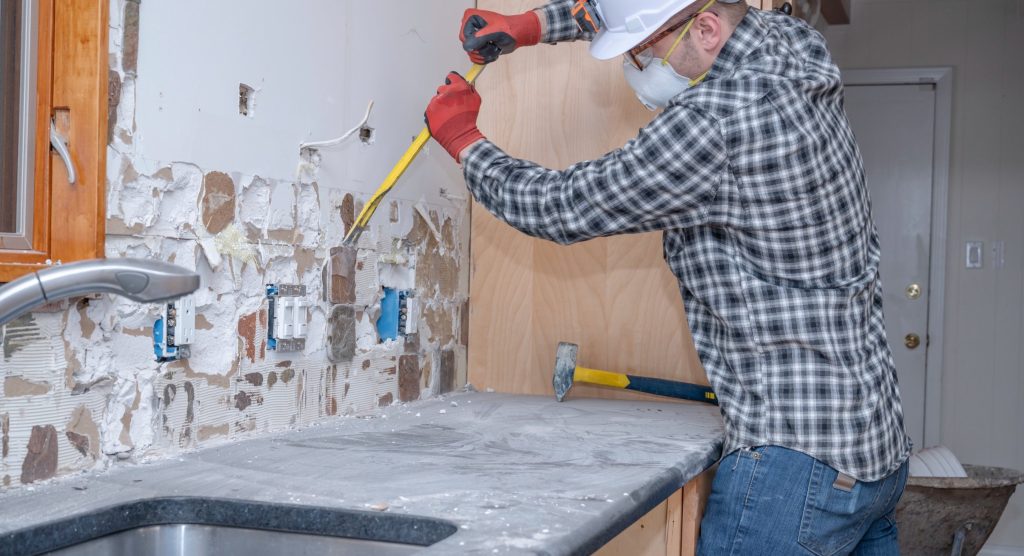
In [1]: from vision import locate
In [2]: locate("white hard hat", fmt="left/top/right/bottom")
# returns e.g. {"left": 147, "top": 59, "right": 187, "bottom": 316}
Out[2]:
{"left": 584, "top": 0, "right": 742, "bottom": 60}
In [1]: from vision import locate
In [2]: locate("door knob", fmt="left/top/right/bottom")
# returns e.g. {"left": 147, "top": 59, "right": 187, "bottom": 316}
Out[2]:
{"left": 904, "top": 333, "right": 921, "bottom": 350}
{"left": 906, "top": 284, "right": 921, "bottom": 300}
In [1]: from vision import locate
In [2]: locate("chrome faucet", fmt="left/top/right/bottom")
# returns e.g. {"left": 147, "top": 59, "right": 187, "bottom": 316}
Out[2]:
{"left": 0, "top": 258, "right": 201, "bottom": 327}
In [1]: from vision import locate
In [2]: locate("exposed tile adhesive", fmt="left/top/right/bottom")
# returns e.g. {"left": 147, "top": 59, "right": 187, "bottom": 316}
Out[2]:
{"left": 0, "top": 0, "right": 470, "bottom": 488}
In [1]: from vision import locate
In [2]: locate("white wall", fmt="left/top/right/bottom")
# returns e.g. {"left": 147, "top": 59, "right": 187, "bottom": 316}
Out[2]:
{"left": 825, "top": 1, "right": 1024, "bottom": 551}
{"left": 135, "top": 0, "right": 469, "bottom": 205}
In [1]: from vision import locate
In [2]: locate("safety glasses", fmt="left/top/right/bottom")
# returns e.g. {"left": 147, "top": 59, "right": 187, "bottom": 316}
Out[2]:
{"left": 625, "top": 0, "right": 718, "bottom": 71}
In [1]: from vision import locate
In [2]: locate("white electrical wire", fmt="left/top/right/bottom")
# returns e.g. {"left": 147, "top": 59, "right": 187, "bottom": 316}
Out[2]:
{"left": 299, "top": 100, "right": 375, "bottom": 150}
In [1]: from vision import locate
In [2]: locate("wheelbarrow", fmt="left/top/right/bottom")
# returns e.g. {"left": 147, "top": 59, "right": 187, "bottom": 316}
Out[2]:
{"left": 896, "top": 465, "right": 1024, "bottom": 555}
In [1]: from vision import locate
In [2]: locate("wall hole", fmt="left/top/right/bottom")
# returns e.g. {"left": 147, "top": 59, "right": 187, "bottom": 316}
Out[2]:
{"left": 239, "top": 83, "right": 255, "bottom": 117}
{"left": 359, "top": 125, "right": 375, "bottom": 145}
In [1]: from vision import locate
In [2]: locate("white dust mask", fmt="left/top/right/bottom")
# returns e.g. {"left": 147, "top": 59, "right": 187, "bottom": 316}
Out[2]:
{"left": 622, "top": 53, "right": 699, "bottom": 111}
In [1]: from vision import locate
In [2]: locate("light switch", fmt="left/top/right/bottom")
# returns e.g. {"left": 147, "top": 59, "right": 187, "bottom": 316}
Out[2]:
{"left": 966, "top": 241, "right": 984, "bottom": 269}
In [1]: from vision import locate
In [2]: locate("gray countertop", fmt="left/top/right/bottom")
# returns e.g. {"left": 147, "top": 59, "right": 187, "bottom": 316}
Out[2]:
{"left": 0, "top": 392, "right": 725, "bottom": 555}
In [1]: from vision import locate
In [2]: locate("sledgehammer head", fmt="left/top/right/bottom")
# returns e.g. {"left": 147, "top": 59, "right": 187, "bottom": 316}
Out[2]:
{"left": 553, "top": 342, "right": 579, "bottom": 402}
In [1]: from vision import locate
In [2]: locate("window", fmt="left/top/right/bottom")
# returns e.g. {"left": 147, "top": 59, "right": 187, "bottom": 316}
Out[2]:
{"left": 0, "top": 0, "right": 108, "bottom": 282}
{"left": 1, "top": 0, "right": 35, "bottom": 244}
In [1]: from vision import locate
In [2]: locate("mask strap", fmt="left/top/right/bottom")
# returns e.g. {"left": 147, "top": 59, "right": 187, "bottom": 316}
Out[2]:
{"left": 661, "top": 0, "right": 718, "bottom": 66}
{"left": 689, "top": 69, "right": 711, "bottom": 87}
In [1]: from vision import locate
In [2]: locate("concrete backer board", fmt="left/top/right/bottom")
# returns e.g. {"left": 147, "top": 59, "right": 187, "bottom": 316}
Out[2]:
{"left": 0, "top": 393, "right": 724, "bottom": 555}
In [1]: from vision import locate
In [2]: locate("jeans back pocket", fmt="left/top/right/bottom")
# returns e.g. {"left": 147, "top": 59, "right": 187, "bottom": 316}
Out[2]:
{"left": 797, "top": 460, "right": 881, "bottom": 556}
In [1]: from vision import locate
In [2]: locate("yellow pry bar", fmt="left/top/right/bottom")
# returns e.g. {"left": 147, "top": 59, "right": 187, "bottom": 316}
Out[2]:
{"left": 342, "top": 64, "right": 487, "bottom": 246}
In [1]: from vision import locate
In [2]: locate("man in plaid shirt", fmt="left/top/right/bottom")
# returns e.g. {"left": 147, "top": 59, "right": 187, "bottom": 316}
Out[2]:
{"left": 426, "top": 0, "right": 912, "bottom": 552}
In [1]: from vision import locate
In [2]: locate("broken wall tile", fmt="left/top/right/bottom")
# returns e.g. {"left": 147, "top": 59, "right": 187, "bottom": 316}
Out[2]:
{"left": 439, "top": 349, "right": 455, "bottom": 395}
{"left": 3, "top": 377, "right": 51, "bottom": 397}
{"left": 398, "top": 355, "right": 421, "bottom": 402}
{"left": 122, "top": 0, "right": 140, "bottom": 76}
{"left": 20, "top": 425, "right": 58, "bottom": 484}
{"left": 2, "top": 413, "right": 8, "bottom": 459}
{"left": 327, "top": 306, "right": 356, "bottom": 363}
{"left": 326, "top": 246, "right": 357, "bottom": 304}
{"left": 201, "top": 172, "right": 236, "bottom": 234}
{"left": 65, "top": 406, "right": 100, "bottom": 459}
{"left": 198, "top": 424, "right": 229, "bottom": 442}
{"left": 340, "top": 194, "right": 355, "bottom": 235}
{"left": 108, "top": 70, "right": 122, "bottom": 144}
{"left": 237, "top": 311, "right": 260, "bottom": 364}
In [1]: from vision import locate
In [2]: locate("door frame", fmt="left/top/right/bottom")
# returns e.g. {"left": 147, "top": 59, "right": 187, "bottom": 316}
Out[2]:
{"left": 842, "top": 67, "right": 953, "bottom": 448}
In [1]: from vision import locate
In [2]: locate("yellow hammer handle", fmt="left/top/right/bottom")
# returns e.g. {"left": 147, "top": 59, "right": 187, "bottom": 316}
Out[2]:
{"left": 574, "top": 367, "right": 631, "bottom": 390}
{"left": 347, "top": 64, "right": 487, "bottom": 235}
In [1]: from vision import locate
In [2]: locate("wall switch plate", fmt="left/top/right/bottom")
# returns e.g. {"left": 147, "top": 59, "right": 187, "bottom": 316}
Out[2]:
{"left": 153, "top": 295, "right": 196, "bottom": 362}
{"left": 966, "top": 241, "right": 984, "bottom": 269}
{"left": 266, "top": 284, "right": 308, "bottom": 352}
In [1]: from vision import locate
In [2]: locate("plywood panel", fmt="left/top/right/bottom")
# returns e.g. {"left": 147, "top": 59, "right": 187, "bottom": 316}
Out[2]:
{"left": 681, "top": 468, "right": 715, "bottom": 554}
{"left": 470, "top": 0, "right": 710, "bottom": 400}
{"left": 595, "top": 489, "right": 683, "bottom": 556}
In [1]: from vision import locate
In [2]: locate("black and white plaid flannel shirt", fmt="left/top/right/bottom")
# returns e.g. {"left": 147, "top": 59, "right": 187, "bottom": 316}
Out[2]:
{"left": 462, "top": 4, "right": 911, "bottom": 481}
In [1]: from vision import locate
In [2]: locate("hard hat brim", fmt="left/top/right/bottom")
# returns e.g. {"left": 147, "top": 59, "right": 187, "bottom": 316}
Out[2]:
{"left": 589, "top": 27, "right": 660, "bottom": 60}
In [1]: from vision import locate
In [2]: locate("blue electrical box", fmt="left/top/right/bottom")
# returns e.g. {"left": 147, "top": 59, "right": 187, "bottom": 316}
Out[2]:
{"left": 377, "top": 288, "right": 401, "bottom": 342}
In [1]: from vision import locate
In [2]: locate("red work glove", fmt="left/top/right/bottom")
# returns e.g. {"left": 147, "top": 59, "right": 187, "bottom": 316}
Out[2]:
{"left": 425, "top": 72, "right": 485, "bottom": 163}
{"left": 460, "top": 9, "right": 542, "bottom": 64}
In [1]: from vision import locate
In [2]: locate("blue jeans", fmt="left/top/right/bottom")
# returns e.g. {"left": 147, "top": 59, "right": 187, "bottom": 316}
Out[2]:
{"left": 697, "top": 446, "right": 908, "bottom": 556}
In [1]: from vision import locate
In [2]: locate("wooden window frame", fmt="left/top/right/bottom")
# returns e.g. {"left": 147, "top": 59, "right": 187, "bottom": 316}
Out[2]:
{"left": 0, "top": 0, "right": 108, "bottom": 282}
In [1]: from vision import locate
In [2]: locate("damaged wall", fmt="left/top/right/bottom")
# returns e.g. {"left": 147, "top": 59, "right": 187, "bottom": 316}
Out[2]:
{"left": 0, "top": 0, "right": 473, "bottom": 488}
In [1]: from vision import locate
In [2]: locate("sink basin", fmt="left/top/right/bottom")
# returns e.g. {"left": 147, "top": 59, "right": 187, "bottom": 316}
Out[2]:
{"left": 46, "top": 523, "right": 423, "bottom": 556}
{"left": 0, "top": 497, "right": 457, "bottom": 556}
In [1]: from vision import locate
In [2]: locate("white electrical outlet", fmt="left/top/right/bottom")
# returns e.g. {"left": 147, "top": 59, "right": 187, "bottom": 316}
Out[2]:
{"left": 155, "top": 295, "right": 196, "bottom": 362}
{"left": 172, "top": 295, "right": 196, "bottom": 345}
{"left": 403, "top": 297, "right": 419, "bottom": 334}
{"left": 266, "top": 283, "right": 308, "bottom": 352}
{"left": 275, "top": 298, "right": 295, "bottom": 339}
{"left": 293, "top": 299, "right": 309, "bottom": 339}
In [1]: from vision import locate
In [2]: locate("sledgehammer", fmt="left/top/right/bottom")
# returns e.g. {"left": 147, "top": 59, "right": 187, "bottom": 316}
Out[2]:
{"left": 553, "top": 342, "right": 718, "bottom": 405}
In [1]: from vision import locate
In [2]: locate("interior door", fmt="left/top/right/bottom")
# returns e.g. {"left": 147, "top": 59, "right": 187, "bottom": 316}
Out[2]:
{"left": 843, "top": 83, "right": 936, "bottom": 448}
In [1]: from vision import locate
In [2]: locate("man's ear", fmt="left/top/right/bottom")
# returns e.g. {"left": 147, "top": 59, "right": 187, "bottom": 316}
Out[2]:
{"left": 692, "top": 12, "right": 722, "bottom": 52}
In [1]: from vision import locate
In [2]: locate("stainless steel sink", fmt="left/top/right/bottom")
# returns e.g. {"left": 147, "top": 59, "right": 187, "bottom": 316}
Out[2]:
{"left": 0, "top": 497, "right": 457, "bottom": 556}
{"left": 46, "top": 523, "right": 423, "bottom": 556}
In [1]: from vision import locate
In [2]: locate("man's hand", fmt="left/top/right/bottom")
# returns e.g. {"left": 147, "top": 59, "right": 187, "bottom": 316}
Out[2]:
{"left": 460, "top": 9, "right": 541, "bottom": 64}
{"left": 425, "top": 72, "right": 485, "bottom": 163}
